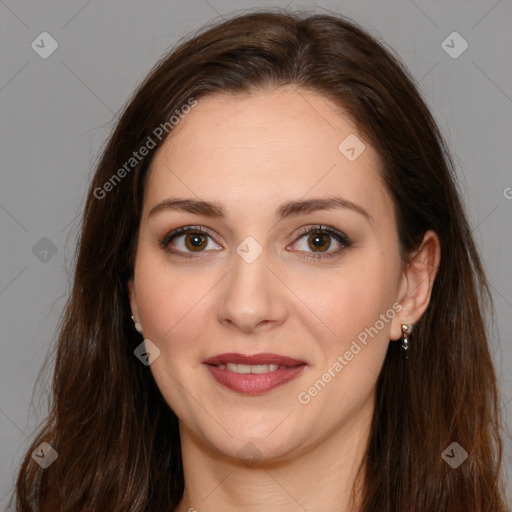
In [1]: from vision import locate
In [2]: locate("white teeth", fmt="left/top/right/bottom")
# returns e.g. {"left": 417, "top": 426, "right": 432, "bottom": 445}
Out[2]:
{"left": 220, "top": 363, "right": 280, "bottom": 374}
{"left": 251, "top": 364, "right": 277, "bottom": 374}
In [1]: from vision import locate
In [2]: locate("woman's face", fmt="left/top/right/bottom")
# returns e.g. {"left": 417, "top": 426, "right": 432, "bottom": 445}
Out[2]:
{"left": 129, "top": 86, "right": 407, "bottom": 463}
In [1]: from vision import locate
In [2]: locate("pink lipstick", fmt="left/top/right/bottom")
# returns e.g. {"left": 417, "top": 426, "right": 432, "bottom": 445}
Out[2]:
{"left": 203, "top": 352, "right": 307, "bottom": 395}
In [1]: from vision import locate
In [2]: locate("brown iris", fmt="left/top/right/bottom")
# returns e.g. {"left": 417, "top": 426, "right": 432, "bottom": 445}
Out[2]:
{"left": 307, "top": 232, "right": 331, "bottom": 252}
{"left": 184, "top": 232, "right": 208, "bottom": 251}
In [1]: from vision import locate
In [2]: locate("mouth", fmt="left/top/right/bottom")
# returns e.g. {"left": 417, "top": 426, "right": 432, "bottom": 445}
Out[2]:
{"left": 202, "top": 353, "right": 307, "bottom": 395}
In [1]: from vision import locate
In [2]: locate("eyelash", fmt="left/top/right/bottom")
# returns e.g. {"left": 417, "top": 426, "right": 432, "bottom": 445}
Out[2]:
{"left": 159, "top": 224, "right": 352, "bottom": 260}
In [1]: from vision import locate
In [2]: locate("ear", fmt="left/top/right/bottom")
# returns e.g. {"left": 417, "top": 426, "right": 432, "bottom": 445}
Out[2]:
{"left": 127, "top": 277, "right": 140, "bottom": 323}
{"left": 390, "top": 230, "right": 441, "bottom": 340}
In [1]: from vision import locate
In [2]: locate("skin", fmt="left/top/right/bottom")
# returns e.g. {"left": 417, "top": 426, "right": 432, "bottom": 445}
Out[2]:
{"left": 128, "top": 85, "right": 440, "bottom": 512}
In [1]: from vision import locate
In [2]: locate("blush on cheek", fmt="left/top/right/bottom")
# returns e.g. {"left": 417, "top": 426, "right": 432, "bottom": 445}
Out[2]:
{"left": 140, "top": 289, "right": 210, "bottom": 350}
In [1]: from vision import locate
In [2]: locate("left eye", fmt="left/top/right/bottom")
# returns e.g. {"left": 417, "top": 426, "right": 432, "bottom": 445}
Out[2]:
{"left": 288, "top": 226, "right": 351, "bottom": 259}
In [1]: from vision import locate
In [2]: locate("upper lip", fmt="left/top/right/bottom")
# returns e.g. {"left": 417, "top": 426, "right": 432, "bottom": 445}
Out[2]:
{"left": 203, "top": 352, "right": 306, "bottom": 367}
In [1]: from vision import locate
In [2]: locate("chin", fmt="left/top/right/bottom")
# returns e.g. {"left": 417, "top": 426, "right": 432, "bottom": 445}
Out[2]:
{"left": 190, "top": 413, "right": 307, "bottom": 464}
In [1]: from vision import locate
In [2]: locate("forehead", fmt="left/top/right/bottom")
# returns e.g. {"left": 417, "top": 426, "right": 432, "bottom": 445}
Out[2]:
{"left": 144, "top": 87, "right": 391, "bottom": 222}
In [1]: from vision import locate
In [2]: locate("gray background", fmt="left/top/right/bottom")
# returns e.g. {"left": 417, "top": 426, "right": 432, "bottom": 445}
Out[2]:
{"left": 1, "top": 0, "right": 511, "bottom": 507}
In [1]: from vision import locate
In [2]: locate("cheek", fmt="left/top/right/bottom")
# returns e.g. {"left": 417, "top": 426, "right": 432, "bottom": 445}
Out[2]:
{"left": 133, "top": 251, "right": 209, "bottom": 346}
{"left": 293, "top": 252, "right": 398, "bottom": 346}
{"left": 295, "top": 264, "right": 397, "bottom": 419}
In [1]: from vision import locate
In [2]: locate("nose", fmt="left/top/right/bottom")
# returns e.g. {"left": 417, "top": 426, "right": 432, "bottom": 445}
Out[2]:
{"left": 217, "top": 245, "right": 288, "bottom": 334}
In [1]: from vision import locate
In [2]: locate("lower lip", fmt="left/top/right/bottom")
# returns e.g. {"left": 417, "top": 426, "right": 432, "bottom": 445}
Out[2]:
{"left": 204, "top": 364, "right": 307, "bottom": 395}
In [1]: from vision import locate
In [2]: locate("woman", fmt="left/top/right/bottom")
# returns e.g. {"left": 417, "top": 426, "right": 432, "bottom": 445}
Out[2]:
{"left": 10, "top": 8, "right": 509, "bottom": 512}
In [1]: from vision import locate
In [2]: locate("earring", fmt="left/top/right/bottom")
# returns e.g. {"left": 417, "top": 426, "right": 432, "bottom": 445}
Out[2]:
{"left": 131, "top": 315, "right": 143, "bottom": 334}
{"left": 401, "top": 323, "right": 410, "bottom": 353}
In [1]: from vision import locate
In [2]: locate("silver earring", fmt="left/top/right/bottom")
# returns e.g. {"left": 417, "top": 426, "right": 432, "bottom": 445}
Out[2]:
{"left": 401, "top": 323, "right": 410, "bottom": 353}
{"left": 131, "top": 315, "right": 143, "bottom": 334}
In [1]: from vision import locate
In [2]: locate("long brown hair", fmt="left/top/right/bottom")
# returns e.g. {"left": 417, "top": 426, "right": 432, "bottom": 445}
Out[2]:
{"left": 10, "top": 8, "right": 509, "bottom": 511}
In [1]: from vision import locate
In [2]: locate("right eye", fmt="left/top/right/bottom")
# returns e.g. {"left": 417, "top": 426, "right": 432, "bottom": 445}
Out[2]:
{"left": 160, "top": 226, "right": 222, "bottom": 258}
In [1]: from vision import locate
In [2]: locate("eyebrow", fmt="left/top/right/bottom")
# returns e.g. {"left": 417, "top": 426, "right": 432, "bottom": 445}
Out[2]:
{"left": 148, "top": 196, "right": 372, "bottom": 224}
